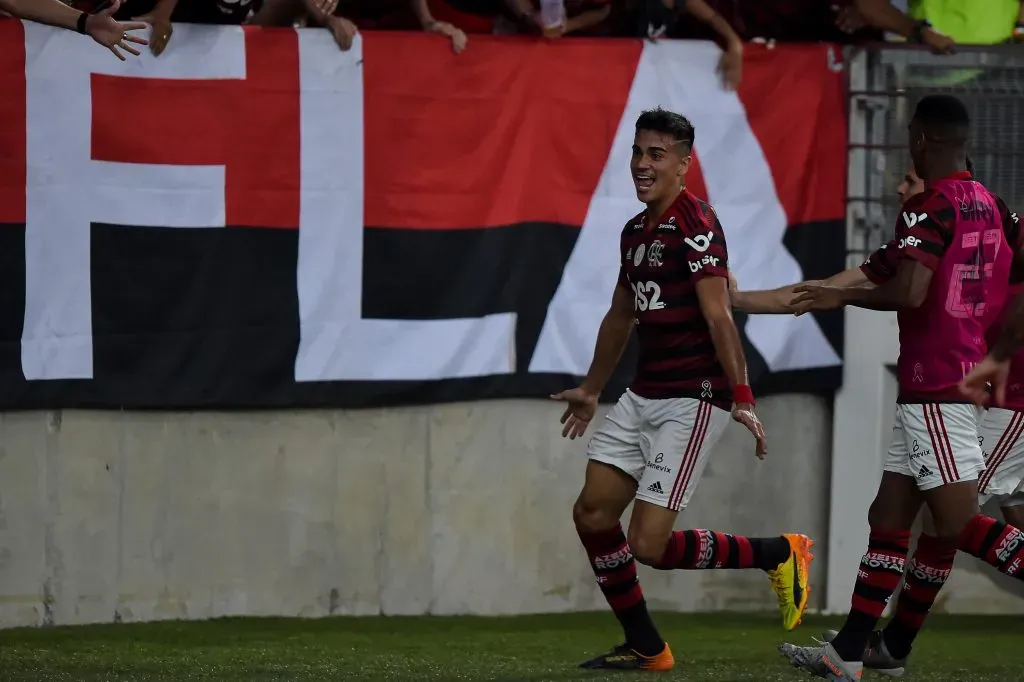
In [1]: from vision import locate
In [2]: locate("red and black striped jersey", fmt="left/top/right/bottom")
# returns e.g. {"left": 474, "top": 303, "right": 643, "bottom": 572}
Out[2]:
{"left": 617, "top": 190, "right": 731, "bottom": 410}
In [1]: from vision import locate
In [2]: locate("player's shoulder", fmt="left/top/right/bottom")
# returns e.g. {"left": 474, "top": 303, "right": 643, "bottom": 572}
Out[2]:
{"left": 621, "top": 211, "right": 645, "bottom": 237}
{"left": 989, "top": 191, "right": 1017, "bottom": 219}
{"left": 670, "top": 191, "right": 718, "bottom": 231}
{"left": 899, "top": 187, "right": 955, "bottom": 227}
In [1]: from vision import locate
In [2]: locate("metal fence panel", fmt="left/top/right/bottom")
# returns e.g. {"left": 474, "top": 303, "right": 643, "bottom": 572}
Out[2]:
{"left": 846, "top": 45, "right": 1024, "bottom": 261}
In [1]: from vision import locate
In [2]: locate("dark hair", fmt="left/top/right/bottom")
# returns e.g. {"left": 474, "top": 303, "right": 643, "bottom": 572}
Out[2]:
{"left": 635, "top": 108, "right": 695, "bottom": 154}
{"left": 912, "top": 94, "right": 970, "bottom": 142}
{"left": 966, "top": 154, "right": 975, "bottom": 176}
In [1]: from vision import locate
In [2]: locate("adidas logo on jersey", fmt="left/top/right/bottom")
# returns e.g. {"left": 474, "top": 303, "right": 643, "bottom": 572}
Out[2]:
{"left": 646, "top": 481, "right": 664, "bottom": 494}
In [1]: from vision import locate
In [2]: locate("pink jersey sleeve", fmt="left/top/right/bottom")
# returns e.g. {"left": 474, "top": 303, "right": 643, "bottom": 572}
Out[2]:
{"left": 893, "top": 189, "right": 955, "bottom": 271}
{"left": 681, "top": 206, "right": 729, "bottom": 282}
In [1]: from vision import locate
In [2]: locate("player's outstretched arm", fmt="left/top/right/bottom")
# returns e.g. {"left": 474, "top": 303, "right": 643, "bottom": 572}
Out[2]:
{"left": 730, "top": 267, "right": 874, "bottom": 314}
{"left": 550, "top": 283, "right": 634, "bottom": 439}
{"left": 792, "top": 259, "right": 931, "bottom": 314}
{"left": 695, "top": 276, "right": 767, "bottom": 458}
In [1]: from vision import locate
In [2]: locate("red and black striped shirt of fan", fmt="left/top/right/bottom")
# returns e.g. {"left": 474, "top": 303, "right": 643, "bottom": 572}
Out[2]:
{"left": 618, "top": 189, "right": 739, "bottom": 412}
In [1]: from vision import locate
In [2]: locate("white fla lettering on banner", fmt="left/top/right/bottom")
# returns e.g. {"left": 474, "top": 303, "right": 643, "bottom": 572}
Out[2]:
{"left": 293, "top": 32, "right": 516, "bottom": 383}
{"left": 22, "top": 24, "right": 244, "bottom": 380}
{"left": 20, "top": 26, "right": 516, "bottom": 383}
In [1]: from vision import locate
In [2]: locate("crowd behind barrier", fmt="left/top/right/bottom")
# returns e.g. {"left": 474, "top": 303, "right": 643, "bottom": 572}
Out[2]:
{"left": 16, "top": 0, "right": 1022, "bottom": 79}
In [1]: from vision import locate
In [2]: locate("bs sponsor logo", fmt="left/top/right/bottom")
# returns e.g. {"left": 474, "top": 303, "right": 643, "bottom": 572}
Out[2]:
{"left": 683, "top": 231, "right": 714, "bottom": 252}
{"left": 901, "top": 212, "right": 928, "bottom": 228}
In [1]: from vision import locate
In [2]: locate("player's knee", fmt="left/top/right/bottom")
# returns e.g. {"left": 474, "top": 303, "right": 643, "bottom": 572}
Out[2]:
{"left": 930, "top": 510, "right": 977, "bottom": 541}
{"left": 866, "top": 497, "right": 898, "bottom": 530}
{"left": 572, "top": 496, "right": 619, "bottom": 534}
{"left": 626, "top": 528, "right": 668, "bottom": 567}
{"left": 1002, "top": 504, "right": 1024, "bottom": 529}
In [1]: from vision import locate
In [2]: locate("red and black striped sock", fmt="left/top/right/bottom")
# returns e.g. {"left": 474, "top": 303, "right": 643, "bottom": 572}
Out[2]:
{"left": 655, "top": 529, "right": 791, "bottom": 571}
{"left": 957, "top": 514, "right": 1024, "bottom": 579}
{"left": 578, "top": 524, "right": 664, "bottom": 656}
{"left": 830, "top": 528, "right": 910, "bottom": 662}
{"left": 882, "top": 533, "right": 956, "bottom": 659}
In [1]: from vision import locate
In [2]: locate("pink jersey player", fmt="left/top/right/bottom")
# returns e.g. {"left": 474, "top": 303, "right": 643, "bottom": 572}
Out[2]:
{"left": 894, "top": 172, "right": 1012, "bottom": 405}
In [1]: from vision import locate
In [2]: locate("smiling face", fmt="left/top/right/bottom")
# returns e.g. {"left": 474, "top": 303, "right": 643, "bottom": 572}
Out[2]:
{"left": 630, "top": 128, "right": 690, "bottom": 206}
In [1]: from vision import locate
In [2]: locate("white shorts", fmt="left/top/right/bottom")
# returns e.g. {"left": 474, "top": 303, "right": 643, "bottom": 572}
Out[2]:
{"left": 978, "top": 407, "right": 1024, "bottom": 504}
{"left": 884, "top": 403, "right": 984, "bottom": 491}
{"left": 587, "top": 390, "right": 731, "bottom": 511}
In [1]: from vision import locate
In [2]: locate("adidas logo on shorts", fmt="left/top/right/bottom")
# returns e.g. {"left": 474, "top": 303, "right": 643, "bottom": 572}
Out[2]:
{"left": 647, "top": 481, "right": 664, "bottom": 494}
{"left": 917, "top": 465, "right": 932, "bottom": 479}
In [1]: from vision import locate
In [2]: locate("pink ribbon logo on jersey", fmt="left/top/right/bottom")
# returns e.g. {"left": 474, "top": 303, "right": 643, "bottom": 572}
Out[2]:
{"left": 913, "top": 363, "right": 924, "bottom": 383}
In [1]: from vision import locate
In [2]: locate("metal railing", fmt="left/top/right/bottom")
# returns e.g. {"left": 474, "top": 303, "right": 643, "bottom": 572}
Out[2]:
{"left": 846, "top": 43, "right": 1024, "bottom": 265}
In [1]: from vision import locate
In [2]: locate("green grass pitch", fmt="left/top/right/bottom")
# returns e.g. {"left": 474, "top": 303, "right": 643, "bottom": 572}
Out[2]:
{"left": 1, "top": 612, "right": 1022, "bottom": 680}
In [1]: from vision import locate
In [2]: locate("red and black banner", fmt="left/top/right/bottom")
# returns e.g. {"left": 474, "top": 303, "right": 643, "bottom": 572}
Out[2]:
{"left": 0, "top": 22, "right": 846, "bottom": 409}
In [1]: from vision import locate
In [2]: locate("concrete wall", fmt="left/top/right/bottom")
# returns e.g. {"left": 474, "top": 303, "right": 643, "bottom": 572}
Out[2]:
{"left": 0, "top": 396, "right": 830, "bottom": 628}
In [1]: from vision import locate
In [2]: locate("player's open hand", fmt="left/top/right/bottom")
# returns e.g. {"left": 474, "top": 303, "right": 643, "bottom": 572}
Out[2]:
{"left": 791, "top": 283, "right": 845, "bottom": 316}
{"left": 959, "top": 354, "right": 1009, "bottom": 407}
{"left": 732, "top": 404, "right": 767, "bottom": 459}
{"left": 551, "top": 387, "right": 599, "bottom": 439}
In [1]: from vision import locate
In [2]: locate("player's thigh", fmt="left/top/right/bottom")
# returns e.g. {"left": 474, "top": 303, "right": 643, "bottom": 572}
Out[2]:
{"left": 576, "top": 392, "right": 645, "bottom": 529}
{"left": 867, "top": 471, "right": 924, "bottom": 531}
{"left": 896, "top": 403, "right": 985, "bottom": 492}
{"left": 978, "top": 408, "right": 1024, "bottom": 500}
{"left": 634, "top": 398, "right": 731, "bottom": 514}
{"left": 873, "top": 408, "right": 926, "bottom": 528}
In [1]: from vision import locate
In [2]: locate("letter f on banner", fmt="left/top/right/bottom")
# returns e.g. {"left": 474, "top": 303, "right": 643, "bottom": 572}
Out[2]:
{"left": 21, "top": 24, "right": 297, "bottom": 380}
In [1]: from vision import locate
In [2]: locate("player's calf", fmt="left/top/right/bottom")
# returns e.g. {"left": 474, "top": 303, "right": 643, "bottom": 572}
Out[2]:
{"left": 957, "top": 514, "right": 1024, "bottom": 580}
{"left": 573, "top": 489, "right": 666, "bottom": 659}
{"left": 881, "top": 533, "right": 956, "bottom": 661}
{"left": 829, "top": 526, "right": 911, "bottom": 662}
{"left": 626, "top": 506, "right": 813, "bottom": 630}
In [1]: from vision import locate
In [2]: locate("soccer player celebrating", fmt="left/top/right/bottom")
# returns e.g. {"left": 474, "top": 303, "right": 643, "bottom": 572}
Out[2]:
{"left": 773, "top": 94, "right": 1024, "bottom": 682}
{"left": 737, "top": 157, "right": 1024, "bottom": 677}
{"left": 551, "top": 108, "right": 814, "bottom": 672}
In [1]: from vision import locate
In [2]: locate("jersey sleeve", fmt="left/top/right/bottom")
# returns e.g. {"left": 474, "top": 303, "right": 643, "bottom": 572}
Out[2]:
{"left": 995, "top": 196, "right": 1024, "bottom": 284}
{"left": 892, "top": 189, "right": 955, "bottom": 271}
{"left": 682, "top": 207, "right": 729, "bottom": 282}
{"left": 859, "top": 237, "right": 899, "bottom": 284}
